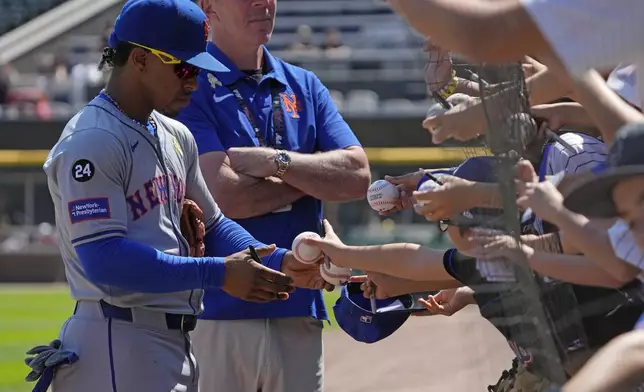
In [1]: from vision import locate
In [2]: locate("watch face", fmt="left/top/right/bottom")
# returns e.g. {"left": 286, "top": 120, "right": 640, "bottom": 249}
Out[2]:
{"left": 277, "top": 152, "right": 291, "bottom": 164}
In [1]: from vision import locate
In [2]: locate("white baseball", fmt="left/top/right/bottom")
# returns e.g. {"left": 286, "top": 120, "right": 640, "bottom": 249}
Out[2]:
{"left": 320, "top": 263, "right": 351, "bottom": 286}
{"left": 414, "top": 178, "right": 442, "bottom": 210}
{"left": 367, "top": 180, "right": 400, "bottom": 212}
{"left": 292, "top": 231, "right": 323, "bottom": 264}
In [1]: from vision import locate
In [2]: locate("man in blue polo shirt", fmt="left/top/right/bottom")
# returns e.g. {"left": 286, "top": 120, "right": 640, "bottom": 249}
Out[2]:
{"left": 175, "top": 1, "right": 371, "bottom": 391}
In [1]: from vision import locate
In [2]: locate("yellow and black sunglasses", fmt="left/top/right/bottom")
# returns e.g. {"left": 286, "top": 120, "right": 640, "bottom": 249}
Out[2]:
{"left": 129, "top": 42, "right": 201, "bottom": 80}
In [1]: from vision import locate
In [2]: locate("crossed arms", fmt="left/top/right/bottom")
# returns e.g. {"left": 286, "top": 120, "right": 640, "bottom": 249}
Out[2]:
{"left": 201, "top": 146, "right": 370, "bottom": 219}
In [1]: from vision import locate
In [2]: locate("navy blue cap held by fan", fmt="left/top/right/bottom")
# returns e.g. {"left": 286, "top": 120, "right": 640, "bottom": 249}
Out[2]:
{"left": 333, "top": 282, "right": 427, "bottom": 344}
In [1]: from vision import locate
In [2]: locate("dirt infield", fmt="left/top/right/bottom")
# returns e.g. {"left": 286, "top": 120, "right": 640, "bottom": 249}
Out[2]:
{"left": 324, "top": 306, "right": 514, "bottom": 392}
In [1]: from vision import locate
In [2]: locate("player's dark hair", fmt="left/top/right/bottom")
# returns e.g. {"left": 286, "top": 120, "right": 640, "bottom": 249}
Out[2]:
{"left": 98, "top": 42, "right": 136, "bottom": 70}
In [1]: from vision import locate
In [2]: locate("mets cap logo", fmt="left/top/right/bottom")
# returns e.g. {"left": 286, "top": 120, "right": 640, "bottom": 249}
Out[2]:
{"left": 204, "top": 19, "right": 211, "bottom": 41}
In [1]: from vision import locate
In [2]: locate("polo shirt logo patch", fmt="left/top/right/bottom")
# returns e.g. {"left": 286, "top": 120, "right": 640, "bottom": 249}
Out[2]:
{"left": 280, "top": 93, "right": 302, "bottom": 119}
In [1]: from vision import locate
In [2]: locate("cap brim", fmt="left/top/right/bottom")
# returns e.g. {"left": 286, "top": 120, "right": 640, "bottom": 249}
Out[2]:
{"left": 563, "top": 165, "right": 644, "bottom": 218}
{"left": 167, "top": 50, "right": 229, "bottom": 73}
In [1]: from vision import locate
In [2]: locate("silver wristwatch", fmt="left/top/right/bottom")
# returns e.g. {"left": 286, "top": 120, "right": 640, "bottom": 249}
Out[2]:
{"left": 274, "top": 149, "right": 292, "bottom": 178}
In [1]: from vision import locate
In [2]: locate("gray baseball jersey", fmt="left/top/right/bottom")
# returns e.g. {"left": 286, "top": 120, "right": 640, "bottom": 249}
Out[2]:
{"left": 44, "top": 96, "right": 221, "bottom": 314}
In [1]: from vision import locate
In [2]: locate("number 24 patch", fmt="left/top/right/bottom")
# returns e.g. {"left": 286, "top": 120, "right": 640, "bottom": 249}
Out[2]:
{"left": 72, "top": 159, "right": 95, "bottom": 182}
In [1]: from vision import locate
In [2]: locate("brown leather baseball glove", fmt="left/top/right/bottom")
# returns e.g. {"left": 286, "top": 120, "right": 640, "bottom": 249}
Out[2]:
{"left": 181, "top": 199, "right": 205, "bottom": 257}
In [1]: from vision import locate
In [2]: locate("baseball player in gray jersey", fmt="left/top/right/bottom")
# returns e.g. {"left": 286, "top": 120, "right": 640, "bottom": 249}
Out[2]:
{"left": 24, "top": 1, "right": 328, "bottom": 391}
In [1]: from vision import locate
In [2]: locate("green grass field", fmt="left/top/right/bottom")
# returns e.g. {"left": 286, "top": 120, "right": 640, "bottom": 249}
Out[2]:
{"left": 0, "top": 284, "right": 340, "bottom": 392}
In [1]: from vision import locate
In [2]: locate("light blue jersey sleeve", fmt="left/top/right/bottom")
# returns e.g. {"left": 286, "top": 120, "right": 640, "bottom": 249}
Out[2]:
{"left": 44, "top": 128, "right": 129, "bottom": 246}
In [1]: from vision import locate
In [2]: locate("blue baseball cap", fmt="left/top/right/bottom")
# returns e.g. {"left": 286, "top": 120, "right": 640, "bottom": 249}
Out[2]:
{"left": 108, "top": 0, "right": 228, "bottom": 73}
{"left": 333, "top": 283, "right": 426, "bottom": 344}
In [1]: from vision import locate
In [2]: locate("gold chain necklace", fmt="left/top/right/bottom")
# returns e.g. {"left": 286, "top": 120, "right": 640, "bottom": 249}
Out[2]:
{"left": 100, "top": 89, "right": 157, "bottom": 131}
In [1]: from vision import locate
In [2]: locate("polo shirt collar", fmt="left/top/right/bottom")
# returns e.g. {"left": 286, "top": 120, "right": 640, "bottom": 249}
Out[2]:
{"left": 206, "top": 43, "right": 288, "bottom": 86}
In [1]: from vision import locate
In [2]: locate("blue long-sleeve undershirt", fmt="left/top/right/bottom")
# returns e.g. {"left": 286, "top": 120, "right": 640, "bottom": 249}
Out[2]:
{"left": 202, "top": 216, "right": 286, "bottom": 272}
{"left": 74, "top": 216, "right": 287, "bottom": 293}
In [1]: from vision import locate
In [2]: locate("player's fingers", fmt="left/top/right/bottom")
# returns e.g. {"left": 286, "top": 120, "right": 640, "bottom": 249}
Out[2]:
{"left": 257, "top": 279, "right": 295, "bottom": 296}
{"left": 252, "top": 276, "right": 294, "bottom": 301}
{"left": 256, "top": 264, "right": 295, "bottom": 290}
{"left": 246, "top": 291, "right": 289, "bottom": 303}
{"left": 251, "top": 244, "right": 277, "bottom": 259}
{"left": 324, "top": 283, "right": 335, "bottom": 292}
{"left": 246, "top": 291, "right": 277, "bottom": 303}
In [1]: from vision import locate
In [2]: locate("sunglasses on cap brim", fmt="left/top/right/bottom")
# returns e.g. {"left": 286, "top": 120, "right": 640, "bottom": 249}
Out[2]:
{"left": 129, "top": 42, "right": 201, "bottom": 80}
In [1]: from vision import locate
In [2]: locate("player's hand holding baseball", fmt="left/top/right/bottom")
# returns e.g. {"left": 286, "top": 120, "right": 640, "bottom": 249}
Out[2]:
{"left": 423, "top": 93, "right": 485, "bottom": 144}
{"left": 281, "top": 252, "right": 334, "bottom": 291}
{"left": 412, "top": 175, "right": 476, "bottom": 221}
{"left": 418, "top": 287, "right": 476, "bottom": 316}
{"left": 222, "top": 245, "right": 295, "bottom": 302}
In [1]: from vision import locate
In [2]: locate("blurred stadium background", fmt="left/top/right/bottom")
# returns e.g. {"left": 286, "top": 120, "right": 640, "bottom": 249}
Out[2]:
{"left": 0, "top": 1, "right": 493, "bottom": 390}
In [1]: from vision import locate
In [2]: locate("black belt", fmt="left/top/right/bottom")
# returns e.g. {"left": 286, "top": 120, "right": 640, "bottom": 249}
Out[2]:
{"left": 76, "top": 300, "right": 198, "bottom": 333}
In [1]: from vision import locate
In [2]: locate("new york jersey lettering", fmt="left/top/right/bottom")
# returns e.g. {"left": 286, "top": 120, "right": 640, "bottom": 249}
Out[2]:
{"left": 126, "top": 174, "right": 186, "bottom": 221}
